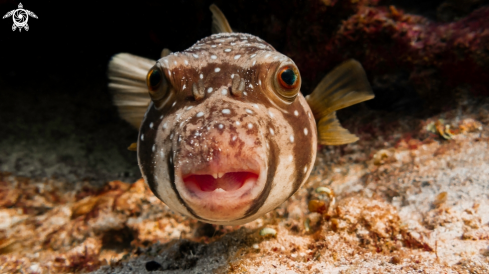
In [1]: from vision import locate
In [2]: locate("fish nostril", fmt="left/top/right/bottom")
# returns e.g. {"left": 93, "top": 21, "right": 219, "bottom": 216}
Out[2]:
{"left": 231, "top": 75, "right": 245, "bottom": 97}
{"left": 192, "top": 79, "right": 205, "bottom": 100}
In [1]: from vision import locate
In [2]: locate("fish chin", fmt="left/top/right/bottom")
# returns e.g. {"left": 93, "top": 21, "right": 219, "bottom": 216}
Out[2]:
{"left": 175, "top": 157, "right": 267, "bottom": 222}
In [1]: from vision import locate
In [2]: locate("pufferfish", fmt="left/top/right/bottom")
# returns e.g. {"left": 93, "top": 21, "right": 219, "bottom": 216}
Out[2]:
{"left": 107, "top": 5, "right": 374, "bottom": 225}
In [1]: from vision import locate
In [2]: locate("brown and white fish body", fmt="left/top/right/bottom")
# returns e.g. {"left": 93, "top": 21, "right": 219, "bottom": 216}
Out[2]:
{"left": 108, "top": 5, "right": 374, "bottom": 225}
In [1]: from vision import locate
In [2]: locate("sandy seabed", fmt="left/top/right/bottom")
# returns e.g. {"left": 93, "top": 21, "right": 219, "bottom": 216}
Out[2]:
{"left": 1, "top": 101, "right": 489, "bottom": 274}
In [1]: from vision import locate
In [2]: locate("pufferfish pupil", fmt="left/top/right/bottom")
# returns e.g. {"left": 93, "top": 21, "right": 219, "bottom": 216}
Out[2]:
{"left": 147, "top": 69, "right": 162, "bottom": 90}
{"left": 280, "top": 68, "right": 297, "bottom": 87}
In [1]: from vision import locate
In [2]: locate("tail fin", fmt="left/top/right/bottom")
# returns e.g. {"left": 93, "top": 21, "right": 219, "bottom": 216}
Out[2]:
{"left": 107, "top": 53, "right": 155, "bottom": 128}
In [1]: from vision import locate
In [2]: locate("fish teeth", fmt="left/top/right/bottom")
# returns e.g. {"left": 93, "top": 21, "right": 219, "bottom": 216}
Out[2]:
{"left": 215, "top": 188, "right": 225, "bottom": 193}
{"left": 211, "top": 172, "right": 225, "bottom": 179}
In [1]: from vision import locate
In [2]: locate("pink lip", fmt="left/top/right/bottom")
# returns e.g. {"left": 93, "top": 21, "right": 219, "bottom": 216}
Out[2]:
{"left": 183, "top": 172, "right": 259, "bottom": 192}
{"left": 179, "top": 158, "right": 261, "bottom": 199}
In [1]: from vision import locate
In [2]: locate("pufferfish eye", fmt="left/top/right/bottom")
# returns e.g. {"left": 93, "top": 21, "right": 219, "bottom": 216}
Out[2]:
{"left": 146, "top": 67, "right": 169, "bottom": 101}
{"left": 278, "top": 67, "right": 299, "bottom": 89}
{"left": 274, "top": 65, "right": 301, "bottom": 102}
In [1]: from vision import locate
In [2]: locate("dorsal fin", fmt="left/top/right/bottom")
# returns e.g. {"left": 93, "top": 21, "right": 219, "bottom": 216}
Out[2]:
{"left": 107, "top": 53, "right": 155, "bottom": 128}
{"left": 306, "top": 59, "right": 374, "bottom": 145}
{"left": 161, "top": 48, "right": 172, "bottom": 58}
{"left": 209, "top": 4, "right": 232, "bottom": 34}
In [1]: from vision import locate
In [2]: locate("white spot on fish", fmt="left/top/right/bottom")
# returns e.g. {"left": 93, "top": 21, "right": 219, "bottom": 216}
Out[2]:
{"left": 211, "top": 45, "right": 217, "bottom": 48}
{"left": 215, "top": 67, "right": 221, "bottom": 72}
{"left": 304, "top": 166, "right": 308, "bottom": 173}
{"left": 141, "top": 134, "right": 144, "bottom": 141}
{"left": 173, "top": 61, "right": 177, "bottom": 65}
{"left": 245, "top": 109, "right": 253, "bottom": 114}
{"left": 172, "top": 102, "right": 176, "bottom": 107}
{"left": 268, "top": 110, "right": 274, "bottom": 118}
{"left": 192, "top": 54, "right": 198, "bottom": 58}
{"left": 230, "top": 42, "right": 236, "bottom": 45}
{"left": 149, "top": 122, "right": 154, "bottom": 129}
{"left": 289, "top": 155, "right": 293, "bottom": 162}
{"left": 248, "top": 84, "right": 253, "bottom": 89}
{"left": 187, "top": 106, "right": 193, "bottom": 110}
{"left": 224, "top": 48, "right": 232, "bottom": 52}
{"left": 152, "top": 144, "right": 156, "bottom": 152}
{"left": 218, "top": 124, "right": 224, "bottom": 129}
{"left": 222, "top": 109, "right": 231, "bottom": 114}
{"left": 265, "top": 53, "right": 271, "bottom": 58}
{"left": 234, "top": 55, "right": 241, "bottom": 60}
{"left": 270, "top": 128, "right": 274, "bottom": 135}
{"left": 160, "top": 115, "right": 164, "bottom": 119}
{"left": 211, "top": 55, "right": 217, "bottom": 59}
{"left": 253, "top": 104, "right": 259, "bottom": 109}
{"left": 294, "top": 110, "right": 299, "bottom": 116}
{"left": 200, "top": 73, "right": 203, "bottom": 79}
{"left": 160, "top": 150, "right": 164, "bottom": 158}
{"left": 252, "top": 60, "right": 256, "bottom": 66}
{"left": 258, "top": 79, "right": 261, "bottom": 85}
{"left": 182, "top": 84, "right": 186, "bottom": 90}
{"left": 221, "top": 89, "right": 228, "bottom": 95}
{"left": 304, "top": 128, "right": 308, "bottom": 135}
{"left": 266, "top": 142, "right": 269, "bottom": 149}
{"left": 308, "top": 112, "right": 311, "bottom": 118}
{"left": 250, "top": 54, "right": 257, "bottom": 58}
{"left": 232, "top": 136, "right": 237, "bottom": 141}
{"left": 231, "top": 74, "right": 235, "bottom": 79}
{"left": 243, "top": 91, "right": 248, "bottom": 96}
{"left": 170, "top": 133, "right": 174, "bottom": 140}
{"left": 196, "top": 112, "right": 204, "bottom": 117}
{"left": 184, "top": 60, "right": 189, "bottom": 65}
{"left": 236, "top": 121, "right": 241, "bottom": 126}
{"left": 248, "top": 123, "right": 253, "bottom": 129}
{"left": 170, "top": 156, "right": 173, "bottom": 164}
{"left": 290, "top": 135, "right": 294, "bottom": 143}
{"left": 162, "top": 123, "right": 167, "bottom": 129}
{"left": 207, "top": 87, "right": 213, "bottom": 93}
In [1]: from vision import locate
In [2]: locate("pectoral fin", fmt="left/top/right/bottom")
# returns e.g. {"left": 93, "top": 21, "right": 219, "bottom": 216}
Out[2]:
{"left": 209, "top": 4, "right": 232, "bottom": 34}
{"left": 108, "top": 53, "right": 155, "bottom": 128}
{"left": 306, "top": 59, "right": 374, "bottom": 145}
{"left": 317, "top": 112, "right": 359, "bottom": 145}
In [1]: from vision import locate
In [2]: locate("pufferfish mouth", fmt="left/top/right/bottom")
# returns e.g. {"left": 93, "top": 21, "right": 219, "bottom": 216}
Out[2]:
{"left": 183, "top": 171, "right": 259, "bottom": 193}
{"left": 180, "top": 158, "right": 261, "bottom": 198}
{"left": 175, "top": 157, "right": 266, "bottom": 221}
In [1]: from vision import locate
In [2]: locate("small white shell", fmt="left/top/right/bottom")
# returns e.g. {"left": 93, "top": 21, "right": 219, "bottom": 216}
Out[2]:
{"left": 259, "top": 227, "right": 277, "bottom": 237}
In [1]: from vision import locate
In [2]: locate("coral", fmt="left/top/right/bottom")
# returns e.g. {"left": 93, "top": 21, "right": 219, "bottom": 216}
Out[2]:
{"left": 294, "top": 2, "right": 489, "bottom": 107}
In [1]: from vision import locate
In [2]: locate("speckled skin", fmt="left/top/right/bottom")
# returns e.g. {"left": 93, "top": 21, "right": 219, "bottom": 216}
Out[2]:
{"left": 138, "top": 33, "right": 317, "bottom": 225}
